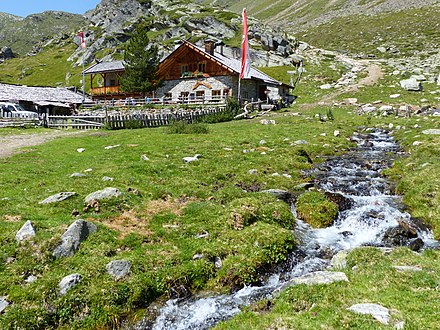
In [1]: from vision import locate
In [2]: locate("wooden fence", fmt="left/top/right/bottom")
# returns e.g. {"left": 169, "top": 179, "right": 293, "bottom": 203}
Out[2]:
{"left": 47, "top": 107, "right": 226, "bottom": 130}
{"left": 0, "top": 117, "right": 39, "bottom": 128}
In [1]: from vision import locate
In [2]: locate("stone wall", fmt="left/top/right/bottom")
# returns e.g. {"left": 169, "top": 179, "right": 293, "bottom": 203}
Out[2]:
{"left": 156, "top": 75, "right": 287, "bottom": 102}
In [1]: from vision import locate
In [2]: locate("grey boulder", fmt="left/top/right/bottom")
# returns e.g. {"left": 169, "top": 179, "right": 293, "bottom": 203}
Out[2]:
{"left": 39, "top": 192, "right": 77, "bottom": 204}
{"left": 59, "top": 273, "right": 82, "bottom": 295}
{"left": 348, "top": 303, "right": 391, "bottom": 325}
{"left": 15, "top": 220, "right": 36, "bottom": 242}
{"left": 84, "top": 187, "right": 121, "bottom": 203}
{"left": 400, "top": 78, "right": 422, "bottom": 91}
{"left": 106, "top": 260, "right": 131, "bottom": 280}
{"left": 53, "top": 219, "right": 97, "bottom": 258}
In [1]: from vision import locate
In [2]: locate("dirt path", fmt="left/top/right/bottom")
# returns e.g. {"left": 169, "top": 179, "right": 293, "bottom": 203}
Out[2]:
{"left": 0, "top": 130, "right": 87, "bottom": 159}
{"left": 299, "top": 61, "right": 383, "bottom": 110}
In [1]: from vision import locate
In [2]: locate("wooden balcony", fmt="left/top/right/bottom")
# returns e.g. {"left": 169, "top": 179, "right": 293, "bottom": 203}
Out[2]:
{"left": 90, "top": 86, "right": 122, "bottom": 96}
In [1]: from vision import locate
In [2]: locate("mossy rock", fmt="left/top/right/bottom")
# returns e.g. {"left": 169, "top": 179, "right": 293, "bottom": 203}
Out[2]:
{"left": 296, "top": 191, "right": 338, "bottom": 228}
{"left": 228, "top": 194, "right": 295, "bottom": 230}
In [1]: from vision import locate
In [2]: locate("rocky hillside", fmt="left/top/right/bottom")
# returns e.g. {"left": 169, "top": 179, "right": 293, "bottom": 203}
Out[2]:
{"left": 0, "top": 0, "right": 300, "bottom": 87}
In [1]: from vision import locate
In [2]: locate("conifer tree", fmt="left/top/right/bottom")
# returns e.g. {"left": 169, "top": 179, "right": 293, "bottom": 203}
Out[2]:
{"left": 120, "top": 24, "right": 161, "bottom": 97}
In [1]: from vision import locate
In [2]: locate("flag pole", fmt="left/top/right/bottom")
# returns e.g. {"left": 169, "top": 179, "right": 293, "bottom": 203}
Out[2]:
{"left": 239, "top": 8, "right": 250, "bottom": 105}
{"left": 82, "top": 58, "right": 85, "bottom": 103}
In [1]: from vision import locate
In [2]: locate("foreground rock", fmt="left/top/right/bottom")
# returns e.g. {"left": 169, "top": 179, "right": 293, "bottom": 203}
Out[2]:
{"left": 15, "top": 220, "right": 36, "bottom": 242}
{"left": 347, "top": 303, "right": 391, "bottom": 325}
{"left": 106, "top": 260, "right": 131, "bottom": 280}
{"left": 39, "top": 192, "right": 77, "bottom": 204}
{"left": 84, "top": 187, "right": 121, "bottom": 203}
{"left": 0, "top": 296, "right": 9, "bottom": 313}
{"left": 53, "top": 219, "right": 97, "bottom": 258}
{"left": 274, "top": 271, "right": 348, "bottom": 295}
{"left": 59, "top": 274, "right": 82, "bottom": 295}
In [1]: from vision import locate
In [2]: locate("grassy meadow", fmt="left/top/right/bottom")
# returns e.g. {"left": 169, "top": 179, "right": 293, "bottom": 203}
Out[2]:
{"left": 0, "top": 105, "right": 439, "bottom": 329}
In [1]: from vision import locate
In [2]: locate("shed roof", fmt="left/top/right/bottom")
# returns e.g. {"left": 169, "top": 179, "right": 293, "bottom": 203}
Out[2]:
{"left": 83, "top": 61, "right": 125, "bottom": 74}
{"left": 0, "top": 83, "right": 89, "bottom": 105}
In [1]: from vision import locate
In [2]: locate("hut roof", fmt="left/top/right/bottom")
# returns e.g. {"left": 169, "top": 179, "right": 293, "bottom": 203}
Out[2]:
{"left": 0, "top": 83, "right": 89, "bottom": 105}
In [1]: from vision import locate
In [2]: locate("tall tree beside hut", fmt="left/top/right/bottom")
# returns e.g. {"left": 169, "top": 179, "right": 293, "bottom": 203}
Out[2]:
{"left": 120, "top": 24, "right": 161, "bottom": 97}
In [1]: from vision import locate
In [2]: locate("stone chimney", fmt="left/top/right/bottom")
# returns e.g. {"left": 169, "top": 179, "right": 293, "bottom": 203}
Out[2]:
{"left": 216, "top": 41, "right": 225, "bottom": 56}
{"left": 204, "top": 40, "right": 215, "bottom": 55}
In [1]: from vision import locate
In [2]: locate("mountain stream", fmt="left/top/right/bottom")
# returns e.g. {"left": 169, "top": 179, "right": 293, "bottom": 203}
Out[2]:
{"left": 135, "top": 128, "right": 437, "bottom": 330}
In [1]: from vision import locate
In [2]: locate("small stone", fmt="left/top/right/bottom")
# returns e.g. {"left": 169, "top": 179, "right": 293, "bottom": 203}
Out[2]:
{"left": 39, "top": 192, "right": 77, "bottom": 204}
{"left": 84, "top": 168, "right": 93, "bottom": 172}
{"left": 394, "top": 321, "right": 405, "bottom": 330}
{"left": 223, "top": 148, "right": 233, "bottom": 151}
{"left": 390, "top": 94, "right": 401, "bottom": 99}
{"left": 248, "top": 169, "right": 258, "bottom": 175}
{"left": 193, "top": 254, "right": 204, "bottom": 260}
{"left": 348, "top": 303, "right": 391, "bottom": 325}
{"left": 293, "top": 140, "right": 309, "bottom": 145}
{"left": 102, "top": 176, "right": 114, "bottom": 182}
{"left": 320, "top": 83, "right": 333, "bottom": 90}
{"left": 422, "top": 129, "right": 440, "bottom": 135}
{"left": 320, "top": 133, "right": 326, "bottom": 136}
{"left": 84, "top": 187, "right": 121, "bottom": 204}
{"left": 25, "top": 275, "right": 38, "bottom": 284}
{"left": 214, "top": 256, "right": 222, "bottom": 269}
{"left": 77, "top": 148, "right": 85, "bottom": 153}
{"left": 195, "top": 231, "right": 209, "bottom": 239}
{"left": 259, "top": 140, "right": 267, "bottom": 145}
{"left": 182, "top": 154, "right": 201, "bottom": 163}
{"left": 106, "top": 260, "right": 131, "bottom": 280}
{"left": 389, "top": 123, "right": 394, "bottom": 129}
{"left": 141, "top": 154, "right": 150, "bottom": 161}
{"left": 412, "top": 141, "right": 422, "bottom": 146}
{"left": 392, "top": 265, "right": 422, "bottom": 272}
{"left": 104, "top": 145, "right": 120, "bottom": 150}
{"left": 0, "top": 297, "right": 9, "bottom": 313}
{"left": 260, "top": 119, "right": 276, "bottom": 125}
{"left": 333, "top": 130, "right": 340, "bottom": 137}
{"left": 59, "top": 274, "right": 81, "bottom": 295}
{"left": 70, "top": 172, "right": 86, "bottom": 178}
{"left": 15, "top": 220, "right": 36, "bottom": 242}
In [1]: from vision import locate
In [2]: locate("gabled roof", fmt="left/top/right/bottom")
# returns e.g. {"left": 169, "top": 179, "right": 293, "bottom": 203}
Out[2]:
{"left": 160, "top": 40, "right": 291, "bottom": 87}
{"left": 0, "top": 83, "right": 89, "bottom": 105}
{"left": 83, "top": 60, "right": 125, "bottom": 75}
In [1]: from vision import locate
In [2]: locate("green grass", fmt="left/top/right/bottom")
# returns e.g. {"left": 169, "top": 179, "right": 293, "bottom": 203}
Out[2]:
{"left": 0, "top": 43, "right": 83, "bottom": 88}
{"left": 215, "top": 247, "right": 440, "bottom": 330}
{"left": 301, "top": 8, "right": 440, "bottom": 57}
{"left": 0, "top": 106, "right": 439, "bottom": 329}
{"left": 0, "top": 108, "right": 366, "bottom": 329}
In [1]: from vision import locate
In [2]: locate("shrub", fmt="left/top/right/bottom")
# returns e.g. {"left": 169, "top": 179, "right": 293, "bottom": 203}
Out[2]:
{"left": 296, "top": 191, "right": 338, "bottom": 228}
{"left": 165, "top": 121, "right": 209, "bottom": 134}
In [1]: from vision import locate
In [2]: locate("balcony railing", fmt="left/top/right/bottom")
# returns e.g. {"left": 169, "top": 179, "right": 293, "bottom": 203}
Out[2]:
{"left": 90, "top": 86, "right": 121, "bottom": 96}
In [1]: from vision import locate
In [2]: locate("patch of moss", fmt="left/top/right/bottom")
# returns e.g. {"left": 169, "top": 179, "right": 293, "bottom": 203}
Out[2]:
{"left": 228, "top": 194, "right": 295, "bottom": 230}
{"left": 296, "top": 191, "right": 338, "bottom": 228}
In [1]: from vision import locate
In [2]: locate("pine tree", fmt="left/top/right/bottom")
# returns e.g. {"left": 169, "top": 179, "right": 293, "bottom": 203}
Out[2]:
{"left": 120, "top": 24, "right": 161, "bottom": 97}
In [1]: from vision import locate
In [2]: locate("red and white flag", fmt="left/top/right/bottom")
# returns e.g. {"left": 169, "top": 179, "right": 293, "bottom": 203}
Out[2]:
{"left": 77, "top": 32, "right": 86, "bottom": 49}
{"left": 240, "top": 8, "right": 251, "bottom": 79}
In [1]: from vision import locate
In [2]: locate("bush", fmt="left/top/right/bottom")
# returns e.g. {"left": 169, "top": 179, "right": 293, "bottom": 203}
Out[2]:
{"left": 165, "top": 121, "right": 209, "bottom": 134}
{"left": 296, "top": 191, "right": 338, "bottom": 228}
{"left": 199, "top": 98, "right": 241, "bottom": 124}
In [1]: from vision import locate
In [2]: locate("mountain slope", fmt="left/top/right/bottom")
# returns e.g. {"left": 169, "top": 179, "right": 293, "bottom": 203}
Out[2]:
{"left": 217, "top": 0, "right": 440, "bottom": 56}
{"left": 0, "top": 11, "right": 88, "bottom": 56}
